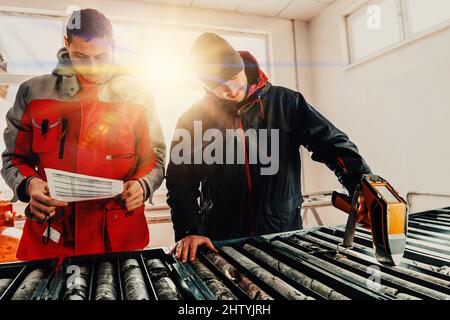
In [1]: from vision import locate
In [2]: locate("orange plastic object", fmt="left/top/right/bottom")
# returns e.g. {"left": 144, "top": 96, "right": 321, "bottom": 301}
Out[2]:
{"left": 0, "top": 201, "right": 21, "bottom": 262}
{"left": 0, "top": 202, "right": 14, "bottom": 227}
{"left": 0, "top": 227, "right": 22, "bottom": 262}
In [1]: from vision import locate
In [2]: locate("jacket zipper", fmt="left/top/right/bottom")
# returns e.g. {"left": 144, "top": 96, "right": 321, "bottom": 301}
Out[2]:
{"left": 236, "top": 104, "right": 256, "bottom": 237}
{"left": 105, "top": 153, "right": 136, "bottom": 160}
{"left": 236, "top": 110, "right": 253, "bottom": 192}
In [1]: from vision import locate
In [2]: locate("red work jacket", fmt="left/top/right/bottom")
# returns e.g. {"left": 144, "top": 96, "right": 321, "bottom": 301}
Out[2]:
{"left": 2, "top": 50, "right": 165, "bottom": 260}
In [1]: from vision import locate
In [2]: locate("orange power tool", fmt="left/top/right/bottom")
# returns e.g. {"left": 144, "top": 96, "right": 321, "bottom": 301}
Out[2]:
{"left": 332, "top": 174, "right": 408, "bottom": 266}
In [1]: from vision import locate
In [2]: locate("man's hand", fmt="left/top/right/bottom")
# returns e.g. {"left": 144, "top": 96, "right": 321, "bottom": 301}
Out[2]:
{"left": 169, "top": 235, "right": 219, "bottom": 263}
{"left": 121, "top": 180, "right": 144, "bottom": 211}
{"left": 27, "top": 178, "right": 68, "bottom": 221}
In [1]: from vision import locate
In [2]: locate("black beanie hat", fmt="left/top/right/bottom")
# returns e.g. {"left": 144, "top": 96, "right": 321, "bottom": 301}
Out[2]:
{"left": 191, "top": 33, "right": 244, "bottom": 90}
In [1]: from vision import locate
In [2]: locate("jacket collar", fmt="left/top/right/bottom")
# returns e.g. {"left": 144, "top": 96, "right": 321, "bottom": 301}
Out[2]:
{"left": 239, "top": 51, "right": 269, "bottom": 100}
{"left": 52, "top": 48, "right": 79, "bottom": 97}
{"left": 52, "top": 47, "right": 118, "bottom": 97}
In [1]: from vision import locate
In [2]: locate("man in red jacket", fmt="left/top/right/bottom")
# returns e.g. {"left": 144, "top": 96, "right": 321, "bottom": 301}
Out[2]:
{"left": 1, "top": 9, "right": 166, "bottom": 260}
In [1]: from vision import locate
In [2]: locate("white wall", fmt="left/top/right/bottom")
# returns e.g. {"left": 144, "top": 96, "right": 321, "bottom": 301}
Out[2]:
{"left": 300, "top": 0, "right": 450, "bottom": 215}
{"left": 293, "top": 20, "right": 313, "bottom": 101}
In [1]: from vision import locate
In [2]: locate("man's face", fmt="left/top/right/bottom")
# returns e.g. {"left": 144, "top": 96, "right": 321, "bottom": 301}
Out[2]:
{"left": 211, "top": 70, "right": 248, "bottom": 103}
{"left": 65, "top": 36, "right": 114, "bottom": 83}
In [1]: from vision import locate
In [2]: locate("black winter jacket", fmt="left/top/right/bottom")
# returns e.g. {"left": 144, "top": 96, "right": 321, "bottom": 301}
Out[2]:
{"left": 166, "top": 52, "right": 371, "bottom": 241}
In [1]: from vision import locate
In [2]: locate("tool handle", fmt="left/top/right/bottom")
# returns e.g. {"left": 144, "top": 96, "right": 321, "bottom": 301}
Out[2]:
{"left": 343, "top": 206, "right": 358, "bottom": 248}
{"left": 333, "top": 188, "right": 361, "bottom": 248}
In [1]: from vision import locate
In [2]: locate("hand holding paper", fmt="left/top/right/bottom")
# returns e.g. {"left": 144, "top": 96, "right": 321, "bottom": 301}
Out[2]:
{"left": 44, "top": 168, "right": 124, "bottom": 202}
{"left": 121, "top": 180, "right": 145, "bottom": 211}
{"left": 27, "top": 178, "right": 68, "bottom": 221}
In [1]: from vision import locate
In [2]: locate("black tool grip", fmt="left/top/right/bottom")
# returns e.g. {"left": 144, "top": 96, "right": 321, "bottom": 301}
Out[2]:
{"left": 343, "top": 207, "right": 358, "bottom": 248}
{"left": 332, "top": 187, "right": 361, "bottom": 248}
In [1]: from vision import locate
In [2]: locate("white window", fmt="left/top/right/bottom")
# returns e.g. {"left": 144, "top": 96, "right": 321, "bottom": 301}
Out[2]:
{"left": 0, "top": 14, "right": 63, "bottom": 75}
{"left": 347, "top": 0, "right": 403, "bottom": 62}
{"left": 346, "top": 0, "right": 450, "bottom": 63}
{"left": 112, "top": 22, "right": 142, "bottom": 69}
{"left": 112, "top": 23, "right": 270, "bottom": 151}
{"left": 405, "top": 0, "right": 450, "bottom": 34}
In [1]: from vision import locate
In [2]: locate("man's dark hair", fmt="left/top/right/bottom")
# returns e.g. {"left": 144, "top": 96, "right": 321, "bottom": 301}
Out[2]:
{"left": 66, "top": 8, "right": 113, "bottom": 43}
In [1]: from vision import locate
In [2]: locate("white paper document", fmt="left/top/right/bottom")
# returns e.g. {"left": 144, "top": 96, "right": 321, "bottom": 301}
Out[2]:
{"left": 44, "top": 168, "right": 124, "bottom": 202}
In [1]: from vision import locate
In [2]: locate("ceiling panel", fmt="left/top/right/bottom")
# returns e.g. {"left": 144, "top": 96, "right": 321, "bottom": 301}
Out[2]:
{"left": 236, "top": 0, "right": 292, "bottom": 17}
{"left": 278, "top": 0, "right": 334, "bottom": 20}
{"left": 192, "top": 0, "right": 242, "bottom": 11}
{"left": 141, "top": 0, "right": 336, "bottom": 21}
{"left": 143, "top": 0, "right": 193, "bottom": 7}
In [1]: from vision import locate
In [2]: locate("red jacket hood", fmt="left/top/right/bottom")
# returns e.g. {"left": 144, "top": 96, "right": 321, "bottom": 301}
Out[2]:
{"left": 238, "top": 51, "right": 269, "bottom": 99}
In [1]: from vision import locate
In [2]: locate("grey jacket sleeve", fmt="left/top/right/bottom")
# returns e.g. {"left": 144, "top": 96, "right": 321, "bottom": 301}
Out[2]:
{"left": 136, "top": 93, "right": 166, "bottom": 203}
{"left": 1, "top": 82, "right": 40, "bottom": 202}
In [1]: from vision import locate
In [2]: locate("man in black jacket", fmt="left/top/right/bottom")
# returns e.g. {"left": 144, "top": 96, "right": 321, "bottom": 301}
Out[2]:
{"left": 167, "top": 33, "right": 372, "bottom": 262}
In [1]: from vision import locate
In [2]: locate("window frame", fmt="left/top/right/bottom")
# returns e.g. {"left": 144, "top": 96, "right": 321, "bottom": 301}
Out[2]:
{"left": 346, "top": 0, "right": 405, "bottom": 63}
{"left": 0, "top": 10, "right": 66, "bottom": 82}
{"left": 343, "top": 0, "right": 450, "bottom": 68}
{"left": 401, "top": 0, "right": 450, "bottom": 37}
{"left": 0, "top": 5, "right": 274, "bottom": 85}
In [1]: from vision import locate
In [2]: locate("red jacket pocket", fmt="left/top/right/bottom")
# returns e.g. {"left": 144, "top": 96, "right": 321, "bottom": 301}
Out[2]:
{"left": 105, "top": 204, "right": 149, "bottom": 252}
{"left": 31, "top": 117, "right": 62, "bottom": 154}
